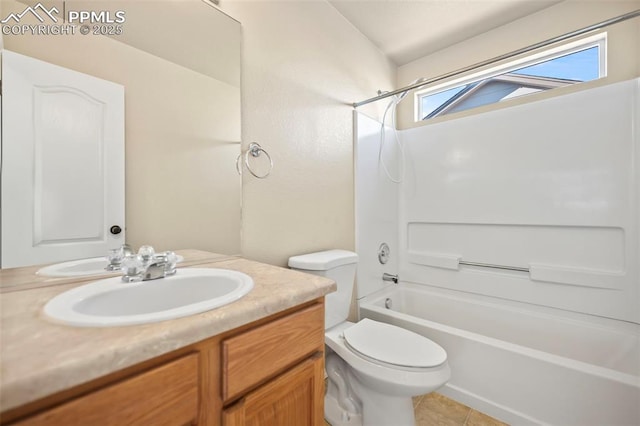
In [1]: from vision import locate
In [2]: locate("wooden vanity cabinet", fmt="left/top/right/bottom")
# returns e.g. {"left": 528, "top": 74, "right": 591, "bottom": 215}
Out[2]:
{"left": 221, "top": 302, "right": 325, "bottom": 426}
{"left": 3, "top": 300, "right": 326, "bottom": 426}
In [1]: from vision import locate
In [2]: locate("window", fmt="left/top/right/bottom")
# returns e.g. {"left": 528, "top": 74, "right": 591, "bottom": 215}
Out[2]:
{"left": 416, "top": 34, "right": 606, "bottom": 121}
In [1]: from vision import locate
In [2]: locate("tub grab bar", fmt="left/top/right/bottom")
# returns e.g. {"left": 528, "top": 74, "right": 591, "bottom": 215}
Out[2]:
{"left": 459, "top": 260, "right": 529, "bottom": 273}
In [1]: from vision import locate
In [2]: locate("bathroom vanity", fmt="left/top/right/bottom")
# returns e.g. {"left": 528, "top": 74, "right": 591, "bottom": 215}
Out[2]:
{"left": 0, "top": 251, "right": 335, "bottom": 425}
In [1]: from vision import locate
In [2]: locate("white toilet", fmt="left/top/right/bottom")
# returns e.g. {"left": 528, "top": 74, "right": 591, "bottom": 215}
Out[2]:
{"left": 289, "top": 249, "right": 450, "bottom": 426}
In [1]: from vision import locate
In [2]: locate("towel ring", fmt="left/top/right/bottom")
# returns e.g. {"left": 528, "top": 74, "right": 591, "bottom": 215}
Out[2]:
{"left": 235, "top": 142, "right": 273, "bottom": 179}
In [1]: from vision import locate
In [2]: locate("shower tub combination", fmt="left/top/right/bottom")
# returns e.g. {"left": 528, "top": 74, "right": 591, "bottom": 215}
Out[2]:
{"left": 359, "top": 283, "right": 640, "bottom": 425}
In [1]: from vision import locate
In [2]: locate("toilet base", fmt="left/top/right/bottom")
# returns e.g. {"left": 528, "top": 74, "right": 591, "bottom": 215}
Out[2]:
{"left": 325, "top": 392, "right": 363, "bottom": 426}
{"left": 349, "top": 371, "right": 416, "bottom": 426}
{"left": 325, "top": 351, "right": 418, "bottom": 426}
{"left": 325, "top": 373, "right": 418, "bottom": 426}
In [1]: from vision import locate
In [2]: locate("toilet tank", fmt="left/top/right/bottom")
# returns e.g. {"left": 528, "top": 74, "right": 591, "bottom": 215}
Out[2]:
{"left": 288, "top": 250, "right": 358, "bottom": 329}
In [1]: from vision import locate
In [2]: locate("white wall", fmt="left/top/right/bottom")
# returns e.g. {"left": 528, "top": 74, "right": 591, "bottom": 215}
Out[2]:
{"left": 0, "top": 1, "right": 3, "bottom": 50}
{"left": 222, "top": 1, "right": 395, "bottom": 266}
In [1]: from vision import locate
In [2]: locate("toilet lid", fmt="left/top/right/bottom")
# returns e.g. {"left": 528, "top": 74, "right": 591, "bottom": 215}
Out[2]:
{"left": 343, "top": 319, "right": 447, "bottom": 368}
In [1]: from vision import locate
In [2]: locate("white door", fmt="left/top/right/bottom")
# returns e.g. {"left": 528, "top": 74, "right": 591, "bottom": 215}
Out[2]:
{"left": 1, "top": 50, "right": 125, "bottom": 268}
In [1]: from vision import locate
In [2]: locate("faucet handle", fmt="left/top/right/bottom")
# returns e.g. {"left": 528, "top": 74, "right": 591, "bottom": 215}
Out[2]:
{"left": 138, "top": 245, "right": 156, "bottom": 266}
{"left": 163, "top": 251, "right": 178, "bottom": 276}
{"left": 106, "top": 247, "right": 125, "bottom": 271}
{"left": 121, "top": 244, "right": 134, "bottom": 257}
{"left": 121, "top": 254, "right": 145, "bottom": 282}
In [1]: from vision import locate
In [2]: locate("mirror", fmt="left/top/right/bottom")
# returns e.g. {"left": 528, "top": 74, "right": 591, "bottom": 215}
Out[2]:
{"left": 1, "top": 0, "right": 241, "bottom": 266}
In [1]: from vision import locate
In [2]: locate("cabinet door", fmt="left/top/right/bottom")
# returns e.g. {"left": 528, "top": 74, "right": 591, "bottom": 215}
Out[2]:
{"left": 12, "top": 354, "right": 199, "bottom": 426}
{"left": 223, "top": 354, "right": 324, "bottom": 426}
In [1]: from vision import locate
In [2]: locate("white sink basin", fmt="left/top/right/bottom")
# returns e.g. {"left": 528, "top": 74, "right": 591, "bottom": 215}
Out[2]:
{"left": 36, "top": 255, "right": 184, "bottom": 278}
{"left": 43, "top": 268, "right": 253, "bottom": 327}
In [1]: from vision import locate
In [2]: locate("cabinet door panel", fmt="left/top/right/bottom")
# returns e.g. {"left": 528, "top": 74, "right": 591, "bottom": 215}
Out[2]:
{"left": 13, "top": 354, "right": 199, "bottom": 426}
{"left": 223, "top": 353, "right": 324, "bottom": 426}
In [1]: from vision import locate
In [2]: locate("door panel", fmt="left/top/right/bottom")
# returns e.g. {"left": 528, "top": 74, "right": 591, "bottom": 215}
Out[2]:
{"left": 33, "top": 87, "right": 105, "bottom": 244}
{"left": 1, "top": 50, "right": 124, "bottom": 268}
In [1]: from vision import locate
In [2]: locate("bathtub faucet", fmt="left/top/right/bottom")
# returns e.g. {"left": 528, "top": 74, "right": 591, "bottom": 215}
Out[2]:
{"left": 382, "top": 273, "right": 398, "bottom": 284}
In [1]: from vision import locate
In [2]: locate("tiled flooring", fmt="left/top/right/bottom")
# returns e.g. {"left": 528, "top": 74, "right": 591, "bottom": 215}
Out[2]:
{"left": 324, "top": 392, "right": 508, "bottom": 426}
{"left": 413, "top": 393, "right": 508, "bottom": 426}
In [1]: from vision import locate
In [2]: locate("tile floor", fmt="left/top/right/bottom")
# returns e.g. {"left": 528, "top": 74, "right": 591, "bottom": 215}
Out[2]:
{"left": 413, "top": 393, "right": 508, "bottom": 426}
{"left": 325, "top": 392, "right": 508, "bottom": 426}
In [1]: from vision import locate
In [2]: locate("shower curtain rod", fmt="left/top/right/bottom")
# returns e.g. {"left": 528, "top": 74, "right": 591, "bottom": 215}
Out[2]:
{"left": 353, "top": 9, "right": 640, "bottom": 108}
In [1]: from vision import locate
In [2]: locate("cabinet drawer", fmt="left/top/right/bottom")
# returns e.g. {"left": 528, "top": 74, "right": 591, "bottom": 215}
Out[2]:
{"left": 13, "top": 354, "right": 199, "bottom": 426}
{"left": 222, "top": 303, "right": 324, "bottom": 401}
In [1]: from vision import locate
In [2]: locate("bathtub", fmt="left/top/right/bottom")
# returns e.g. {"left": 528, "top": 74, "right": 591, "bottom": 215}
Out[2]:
{"left": 358, "top": 283, "right": 640, "bottom": 426}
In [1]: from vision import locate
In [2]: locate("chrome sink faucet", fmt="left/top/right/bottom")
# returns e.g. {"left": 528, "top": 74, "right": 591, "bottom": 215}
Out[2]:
{"left": 142, "top": 253, "right": 177, "bottom": 281}
{"left": 119, "top": 245, "right": 178, "bottom": 282}
{"left": 140, "top": 259, "right": 168, "bottom": 281}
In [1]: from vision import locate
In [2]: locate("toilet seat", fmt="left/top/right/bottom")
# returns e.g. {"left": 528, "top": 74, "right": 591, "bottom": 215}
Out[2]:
{"left": 343, "top": 319, "right": 447, "bottom": 368}
{"left": 325, "top": 321, "right": 451, "bottom": 397}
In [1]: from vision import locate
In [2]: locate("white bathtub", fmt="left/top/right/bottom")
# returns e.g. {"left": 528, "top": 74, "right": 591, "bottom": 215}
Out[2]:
{"left": 358, "top": 283, "right": 640, "bottom": 426}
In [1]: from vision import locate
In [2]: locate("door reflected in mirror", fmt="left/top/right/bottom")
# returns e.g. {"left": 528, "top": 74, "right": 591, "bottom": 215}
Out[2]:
{"left": 1, "top": 0, "right": 241, "bottom": 269}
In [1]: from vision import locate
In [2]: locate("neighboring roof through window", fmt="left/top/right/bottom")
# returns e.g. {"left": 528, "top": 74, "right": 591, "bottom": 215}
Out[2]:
{"left": 416, "top": 34, "right": 606, "bottom": 121}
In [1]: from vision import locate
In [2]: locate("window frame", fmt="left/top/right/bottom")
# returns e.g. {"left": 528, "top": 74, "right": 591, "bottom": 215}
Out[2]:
{"left": 414, "top": 33, "right": 607, "bottom": 122}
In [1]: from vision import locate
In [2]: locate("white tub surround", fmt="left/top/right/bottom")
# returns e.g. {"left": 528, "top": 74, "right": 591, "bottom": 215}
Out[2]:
{"left": 354, "top": 78, "right": 640, "bottom": 424}
{"left": 397, "top": 78, "right": 639, "bottom": 323}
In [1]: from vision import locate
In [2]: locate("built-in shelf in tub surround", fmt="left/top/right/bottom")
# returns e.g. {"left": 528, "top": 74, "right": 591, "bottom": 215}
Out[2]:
{"left": 0, "top": 252, "right": 336, "bottom": 414}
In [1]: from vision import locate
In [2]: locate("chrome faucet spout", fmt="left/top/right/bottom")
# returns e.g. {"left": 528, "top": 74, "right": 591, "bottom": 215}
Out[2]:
{"left": 382, "top": 273, "right": 398, "bottom": 284}
{"left": 142, "top": 261, "right": 167, "bottom": 281}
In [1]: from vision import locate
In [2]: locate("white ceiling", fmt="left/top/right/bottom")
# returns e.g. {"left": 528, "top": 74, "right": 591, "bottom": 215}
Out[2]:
{"left": 328, "top": 0, "right": 562, "bottom": 66}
